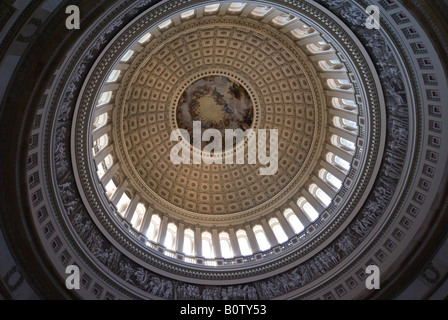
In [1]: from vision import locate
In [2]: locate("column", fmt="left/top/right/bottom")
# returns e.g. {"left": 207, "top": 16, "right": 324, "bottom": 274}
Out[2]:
{"left": 124, "top": 195, "right": 140, "bottom": 222}
{"left": 240, "top": 3, "right": 258, "bottom": 17}
{"left": 194, "top": 226, "right": 202, "bottom": 257}
{"left": 99, "top": 162, "right": 119, "bottom": 185}
{"left": 218, "top": 3, "right": 231, "bottom": 15}
{"left": 289, "top": 200, "right": 311, "bottom": 228}
{"left": 320, "top": 160, "right": 347, "bottom": 182}
{"left": 261, "top": 9, "right": 282, "bottom": 24}
{"left": 312, "top": 176, "right": 337, "bottom": 199}
{"left": 280, "top": 21, "right": 302, "bottom": 33}
{"left": 329, "top": 108, "right": 358, "bottom": 122}
{"left": 140, "top": 206, "right": 154, "bottom": 236}
{"left": 245, "top": 224, "right": 260, "bottom": 253}
{"left": 326, "top": 143, "right": 353, "bottom": 163}
{"left": 111, "top": 180, "right": 128, "bottom": 206}
{"left": 157, "top": 215, "right": 169, "bottom": 246}
{"left": 329, "top": 126, "right": 357, "bottom": 143}
{"left": 94, "top": 144, "right": 113, "bottom": 166}
{"left": 302, "top": 190, "right": 326, "bottom": 214}
{"left": 275, "top": 210, "right": 296, "bottom": 238}
{"left": 211, "top": 229, "right": 222, "bottom": 259}
{"left": 102, "top": 83, "right": 119, "bottom": 92}
{"left": 92, "top": 124, "right": 111, "bottom": 141}
{"left": 196, "top": 6, "right": 204, "bottom": 18}
{"left": 228, "top": 228, "right": 242, "bottom": 257}
{"left": 176, "top": 223, "right": 185, "bottom": 253}
{"left": 261, "top": 218, "right": 279, "bottom": 247}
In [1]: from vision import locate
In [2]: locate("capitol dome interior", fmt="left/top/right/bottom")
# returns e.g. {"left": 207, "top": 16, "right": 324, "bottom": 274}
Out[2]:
{"left": 0, "top": 0, "right": 447, "bottom": 301}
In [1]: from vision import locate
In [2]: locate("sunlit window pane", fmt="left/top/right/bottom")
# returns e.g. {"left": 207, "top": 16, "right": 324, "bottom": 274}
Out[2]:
{"left": 253, "top": 225, "right": 271, "bottom": 251}
{"left": 251, "top": 6, "right": 271, "bottom": 17}
{"left": 326, "top": 172, "right": 342, "bottom": 190}
{"left": 98, "top": 91, "right": 112, "bottom": 106}
{"left": 164, "top": 223, "right": 177, "bottom": 250}
{"left": 236, "top": 230, "right": 252, "bottom": 256}
{"left": 284, "top": 209, "right": 305, "bottom": 234}
{"left": 219, "top": 232, "right": 233, "bottom": 258}
{"left": 104, "top": 179, "right": 117, "bottom": 199}
{"left": 158, "top": 19, "right": 172, "bottom": 29}
{"left": 335, "top": 155, "right": 350, "bottom": 171}
{"left": 303, "top": 202, "right": 319, "bottom": 221}
{"left": 340, "top": 137, "right": 356, "bottom": 150}
{"left": 116, "top": 193, "right": 131, "bottom": 215}
{"left": 131, "top": 203, "right": 146, "bottom": 230}
{"left": 121, "top": 50, "right": 134, "bottom": 62}
{"left": 316, "top": 188, "right": 332, "bottom": 207}
{"left": 269, "top": 218, "right": 288, "bottom": 243}
{"left": 228, "top": 3, "right": 245, "bottom": 12}
{"left": 138, "top": 32, "right": 152, "bottom": 44}
{"left": 204, "top": 4, "right": 220, "bottom": 12}
{"left": 181, "top": 9, "right": 195, "bottom": 19}
{"left": 202, "top": 232, "right": 214, "bottom": 258}
{"left": 147, "top": 215, "right": 161, "bottom": 241}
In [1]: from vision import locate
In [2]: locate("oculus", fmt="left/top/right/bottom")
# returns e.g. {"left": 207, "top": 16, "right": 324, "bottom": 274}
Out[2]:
{"left": 176, "top": 76, "right": 254, "bottom": 148}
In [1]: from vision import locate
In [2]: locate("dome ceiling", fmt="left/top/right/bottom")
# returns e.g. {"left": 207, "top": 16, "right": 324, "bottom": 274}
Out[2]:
{"left": 116, "top": 19, "right": 322, "bottom": 217}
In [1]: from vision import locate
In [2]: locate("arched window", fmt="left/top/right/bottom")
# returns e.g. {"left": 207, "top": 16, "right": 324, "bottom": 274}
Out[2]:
{"left": 204, "top": 4, "right": 220, "bottom": 13}
{"left": 180, "top": 9, "right": 195, "bottom": 19}
{"left": 253, "top": 225, "right": 271, "bottom": 251}
{"left": 93, "top": 112, "right": 108, "bottom": 130}
{"left": 97, "top": 154, "right": 113, "bottom": 179}
{"left": 164, "top": 223, "right": 177, "bottom": 251}
{"left": 103, "top": 154, "right": 113, "bottom": 170}
{"left": 291, "top": 25, "right": 315, "bottom": 38}
{"left": 310, "top": 184, "right": 332, "bottom": 207}
{"left": 201, "top": 231, "right": 214, "bottom": 259}
{"left": 319, "top": 169, "right": 343, "bottom": 191}
{"left": 131, "top": 203, "right": 146, "bottom": 230}
{"left": 319, "top": 60, "right": 344, "bottom": 71}
{"left": 298, "top": 197, "right": 319, "bottom": 221}
{"left": 331, "top": 135, "right": 356, "bottom": 152}
{"left": 236, "top": 230, "right": 252, "bottom": 256}
{"left": 327, "top": 79, "right": 353, "bottom": 91}
{"left": 106, "top": 70, "right": 121, "bottom": 83}
{"left": 158, "top": 19, "right": 172, "bottom": 30}
{"left": 121, "top": 49, "right": 134, "bottom": 62}
{"left": 94, "top": 134, "right": 109, "bottom": 154}
{"left": 333, "top": 116, "right": 358, "bottom": 132}
{"left": 147, "top": 215, "right": 161, "bottom": 242}
{"left": 219, "top": 232, "right": 233, "bottom": 258}
{"left": 272, "top": 13, "right": 294, "bottom": 26}
{"left": 116, "top": 193, "right": 131, "bottom": 215}
{"left": 138, "top": 32, "right": 152, "bottom": 44}
{"left": 307, "top": 41, "right": 332, "bottom": 54}
{"left": 104, "top": 179, "right": 117, "bottom": 199}
{"left": 98, "top": 91, "right": 112, "bottom": 106}
{"left": 269, "top": 218, "right": 288, "bottom": 243}
{"left": 228, "top": 3, "right": 246, "bottom": 12}
{"left": 183, "top": 228, "right": 195, "bottom": 256}
{"left": 332, "top": 98, "right": 357, "bottom": 112}
{"left": 283, "top": 209, "right": 304, "bottom": 234}
{"left": 326, "top": 152, "right": 351, "bottom": 172}
{"left": 251, "top": 5, "right": 271, "bottom": 17}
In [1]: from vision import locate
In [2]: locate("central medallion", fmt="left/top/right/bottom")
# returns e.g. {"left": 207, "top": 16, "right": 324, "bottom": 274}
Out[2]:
{"left": 176, "top": 76, "right": 254, "bottom": 147}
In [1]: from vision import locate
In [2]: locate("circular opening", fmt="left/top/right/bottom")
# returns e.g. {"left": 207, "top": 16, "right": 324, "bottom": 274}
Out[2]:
{"left": 176, "top": 75, "right": 254, "bottom": 149}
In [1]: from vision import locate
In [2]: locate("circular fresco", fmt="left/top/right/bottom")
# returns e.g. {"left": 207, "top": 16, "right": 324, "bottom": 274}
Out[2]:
{"left": 176, "top": 76, "right": 254, "bottom": 147}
